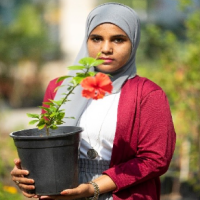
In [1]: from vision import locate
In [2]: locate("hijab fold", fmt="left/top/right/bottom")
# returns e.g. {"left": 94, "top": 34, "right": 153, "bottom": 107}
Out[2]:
{"left": 54, "top": 3, "right": 140, "bottom": 126}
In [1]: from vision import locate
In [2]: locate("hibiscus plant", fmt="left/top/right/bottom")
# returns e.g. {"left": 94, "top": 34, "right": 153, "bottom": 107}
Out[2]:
{"left": 27, "top": 54, "right": 113, "bottom": 136}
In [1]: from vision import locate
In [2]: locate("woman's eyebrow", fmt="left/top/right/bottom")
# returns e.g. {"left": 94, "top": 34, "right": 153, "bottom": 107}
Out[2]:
{"left": 89, "top": 34, "right": 128, "bottom": 38}
{"left": 89, "top": 34, "right": 101, "bottom": 37}
{"left": 112, "top": 34, "right": 128, "bottom": 38}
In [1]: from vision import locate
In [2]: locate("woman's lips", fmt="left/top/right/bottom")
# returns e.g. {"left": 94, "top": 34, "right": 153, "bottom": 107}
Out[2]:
{"left": 99, "top": 57, "right": 114, "bottom": 64}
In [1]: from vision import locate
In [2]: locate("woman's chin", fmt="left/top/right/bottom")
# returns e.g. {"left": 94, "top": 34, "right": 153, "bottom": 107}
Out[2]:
{"left": 95, "top": 65, "right": 117, "bottom": 74}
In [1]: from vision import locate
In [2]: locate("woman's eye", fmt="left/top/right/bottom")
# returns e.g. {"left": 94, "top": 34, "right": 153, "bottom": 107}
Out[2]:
{"left": 91, "top": 37, "right": 101, "bottom": 42}
{"left": 113, "top": 38, "right": 125, "bottom": 43}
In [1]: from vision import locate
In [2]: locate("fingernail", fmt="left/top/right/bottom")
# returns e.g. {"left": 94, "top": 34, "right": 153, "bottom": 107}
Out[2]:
{"left": 40, "top": 196, "right": 48, "bottom": 199}
{"left": 61, "top": 190, "right": 68, "bottom": 194}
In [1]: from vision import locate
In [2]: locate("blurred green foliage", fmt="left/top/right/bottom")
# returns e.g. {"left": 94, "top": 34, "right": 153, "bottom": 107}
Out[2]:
{"left": 0, "top": 3, "right": 57, "bottom": 74}
{"left": 137, "top": 0, "right": 200, "bottom": 195}
{"left": 0, "top": 129, "right": 22, "bottom": 199}
{"left": 0, "top": 183, "right": 21, "bottom": 200}
{"left": 0, "top": 1, "right": 61, "bottom": 108}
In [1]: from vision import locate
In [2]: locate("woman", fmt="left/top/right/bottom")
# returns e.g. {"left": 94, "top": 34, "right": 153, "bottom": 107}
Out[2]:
{"left": 11, "top": 3, "right": 176, "bottom": 200}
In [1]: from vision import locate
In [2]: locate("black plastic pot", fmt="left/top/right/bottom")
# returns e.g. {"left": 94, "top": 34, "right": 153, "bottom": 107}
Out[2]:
{"left": 10, "top": 126, "right": 82, "bottom": 195}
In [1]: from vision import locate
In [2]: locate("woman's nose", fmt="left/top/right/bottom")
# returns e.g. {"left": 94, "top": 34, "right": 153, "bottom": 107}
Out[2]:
{"left": 101, "top": 41, "right": 113, "bottom": 54}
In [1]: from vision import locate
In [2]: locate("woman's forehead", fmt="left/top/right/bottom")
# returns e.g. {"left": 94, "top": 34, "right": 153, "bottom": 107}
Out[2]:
{"left": 89, "top": 23, "right": 126, "bottom": 34}
{"left": 88, "top": 23, "right": 131, "bottom": 43}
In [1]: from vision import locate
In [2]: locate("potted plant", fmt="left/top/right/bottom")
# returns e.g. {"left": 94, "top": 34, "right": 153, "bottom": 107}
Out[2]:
{"left": 10, "top": 54, "right": 113, "bottom": 195}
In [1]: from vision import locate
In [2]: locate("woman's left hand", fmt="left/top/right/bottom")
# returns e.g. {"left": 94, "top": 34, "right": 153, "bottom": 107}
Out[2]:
{"left": 39, "top": 174, "right": 116, "bottom": 200}
{"left": 39, "top": 183, "right": 93, "bottom": 200}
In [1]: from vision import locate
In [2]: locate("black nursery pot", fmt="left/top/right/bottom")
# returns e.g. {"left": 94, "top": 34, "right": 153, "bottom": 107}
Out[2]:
{"left": 10, "top": 126, "right": 82, "bottom": 195}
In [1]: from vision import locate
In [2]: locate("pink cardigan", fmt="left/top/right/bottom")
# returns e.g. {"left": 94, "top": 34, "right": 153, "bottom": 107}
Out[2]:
{"left": 42, "top": 75, "right": 176, "bottom": 200}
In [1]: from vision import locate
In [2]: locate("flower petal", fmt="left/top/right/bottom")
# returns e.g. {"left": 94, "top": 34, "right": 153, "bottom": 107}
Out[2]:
{"left": 95, "top": 73, "right": 113, "bottom": 93}
{"left": 81, "top": 72, "right": 113, "bottom": 100}
{"left": 82, "top": 89, "right": 95, "bottom": 99}
{"left": 95, "top": 89, "right": 106, "bottom": 100}
{"left": 80, "top": 76, "right": 96, "bottom": 91}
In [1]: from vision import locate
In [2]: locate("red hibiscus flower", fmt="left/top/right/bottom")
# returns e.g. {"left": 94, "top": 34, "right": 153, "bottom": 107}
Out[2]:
{"left": 81, "top": 72, "right": 113, "bottom": 100}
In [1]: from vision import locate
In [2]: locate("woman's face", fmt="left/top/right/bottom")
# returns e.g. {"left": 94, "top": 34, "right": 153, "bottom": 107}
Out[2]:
{"left": 87, "top": 23, "right": 132, "bottom": 73}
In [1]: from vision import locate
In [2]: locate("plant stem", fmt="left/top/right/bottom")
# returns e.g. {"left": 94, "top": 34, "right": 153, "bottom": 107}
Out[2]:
{"left": 45, "top": 126, "right": 50, "bottom": 136}
{"left": 47, "top": 68, "right": 90, "bottom": 132}
{"left": 47, "top": 85, "right": 77, "bottom": 130}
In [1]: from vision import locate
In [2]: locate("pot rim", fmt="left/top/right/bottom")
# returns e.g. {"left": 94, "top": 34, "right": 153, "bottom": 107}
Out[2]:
{"left": 10, "top": 126, "right": 83, "bottom": 140}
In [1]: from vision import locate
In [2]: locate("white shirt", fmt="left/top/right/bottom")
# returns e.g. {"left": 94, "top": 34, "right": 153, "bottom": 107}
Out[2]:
{"left": 78, "top": 92, "right": 121, "bottom": 160}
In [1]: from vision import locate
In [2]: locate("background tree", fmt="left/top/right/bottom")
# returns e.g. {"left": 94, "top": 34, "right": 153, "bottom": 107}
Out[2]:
{"left": 0, "top": 1, "right": 60, "bottom": 108}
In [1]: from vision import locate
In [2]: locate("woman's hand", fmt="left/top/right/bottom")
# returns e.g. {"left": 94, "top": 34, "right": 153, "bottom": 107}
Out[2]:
{"left": 39, "top": 174, "right": 117, "bottom": 200}
{"left": 10, "top": 158, "right": 38, "bottom": 198}
{"left": 39, "top": 183, "right": 93, "bottom": 200}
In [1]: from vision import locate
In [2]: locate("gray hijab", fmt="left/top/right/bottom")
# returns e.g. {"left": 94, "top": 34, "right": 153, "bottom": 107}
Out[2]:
{"left": 54, "top": 3, "right": 140, "bottom": 126}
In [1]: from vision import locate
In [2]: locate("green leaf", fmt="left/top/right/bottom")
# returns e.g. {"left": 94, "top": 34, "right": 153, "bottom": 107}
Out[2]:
{"left": 92, "top": 59, "right": 104, "bottom": 66}
{"left": 66, "top": 117, "right": 75, "bottom": 119}
{"left": 49, "top": 99, "right": 63, "bottom": 106}
{"left": 68, "top": 65, "right": 86, "bottom": 70}
{"left": 97, "top": 52, "right": 101, "bottom": 57}
{"left": 50, "top": 113, "right": 57, "bottom": 118}
{"left": 38, "top": 106, "right": 50, "bottom": 111}
{"left": 76, "top": 73, "right": 88, "bottom": 78}
{"left": 43, "top": 102, "right": 53, "bottom": 106}
{"left": 79, "top": 57, "right": 104, "bottom": 67}
{"left": 37, "top": 124, "right": 46, "bottom": 130}
{"left": 29, "top": 120, "right": 39, "bottom": 125}
{"left": 43, "top": 113, "right": 51, "bottom": 118}
{"left": 65, "top": 86, "right": 73, "bottom": 91}
{"left": 56, "top": 76, "right": 72, "bottom": 83}
{"left": 37, "top": 119, "right": 46, "bottom": 129}
{"left": 75, "top": 72, "right": 96, "bottom": 79}
{"left": 49, "top": 106, "right": 57, "bottom": 112}
{"left": 79, "top": 57, "right": 96, "bottom": 66}
{"left": 71, "top": 78, "right": 79, "bottom": 86}
{"left": 56, "top": 121, "right": 64, "bottom": 125}
{"left": 38, "top": 118, "right": 45, "bottom": 123}
{"left": 27, "top": 113, "right": 40, "bottom": 119}
{"left": 87, "top": 71, "right": 96, "bottom": 76}
{"left": 50, "top": 125, "right": 58, "bottom": 129}
{"left": 72, "top": 76, "right": 85, "bottom": 84}
{"left": 58, "top": 112, "right": 65, "bottom": 119}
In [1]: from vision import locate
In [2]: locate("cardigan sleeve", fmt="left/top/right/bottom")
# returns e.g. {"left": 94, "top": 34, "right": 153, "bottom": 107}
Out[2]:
{"left": 41, "top": 78, "right": 63, "bottom": 114}
{"left": 103, "top": 89, "right": 176, "bottom": 193}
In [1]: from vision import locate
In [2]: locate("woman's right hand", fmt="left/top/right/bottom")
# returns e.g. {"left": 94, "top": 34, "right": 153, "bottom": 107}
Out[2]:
{"left": 10, "top": 158, "right": 38, "bottom": 198}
